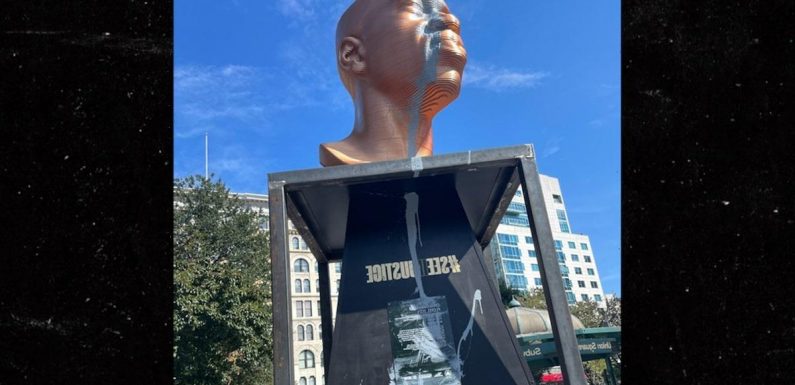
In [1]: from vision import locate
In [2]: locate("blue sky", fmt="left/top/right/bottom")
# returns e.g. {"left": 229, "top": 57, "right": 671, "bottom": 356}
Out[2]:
{"left": 174, "top": 0, "right": 621, "bottom": 296}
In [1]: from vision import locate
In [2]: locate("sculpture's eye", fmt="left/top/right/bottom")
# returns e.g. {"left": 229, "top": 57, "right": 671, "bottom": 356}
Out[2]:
{"left": 406, "top": 0, "right": 425, "bottom": 16}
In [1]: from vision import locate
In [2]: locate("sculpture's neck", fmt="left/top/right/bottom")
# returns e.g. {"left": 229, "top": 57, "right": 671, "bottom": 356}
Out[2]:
{"left": 351, "top": 86, "right": 432, "bottom": 157}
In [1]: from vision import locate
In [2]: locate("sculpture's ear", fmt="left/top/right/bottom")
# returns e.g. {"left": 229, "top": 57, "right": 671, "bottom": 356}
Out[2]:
{"left": 339, "top": 36, "right": 366, "bottom": 75}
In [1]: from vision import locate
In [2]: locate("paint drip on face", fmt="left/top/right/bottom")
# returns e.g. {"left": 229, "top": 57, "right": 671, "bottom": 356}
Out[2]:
{"left": 407, "top": 0, "right": 443, "bottom": 158}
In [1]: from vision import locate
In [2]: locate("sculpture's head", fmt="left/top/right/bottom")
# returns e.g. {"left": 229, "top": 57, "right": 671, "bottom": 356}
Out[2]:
{"left": 336, "top": 0, "right": 467, "bottom": 117}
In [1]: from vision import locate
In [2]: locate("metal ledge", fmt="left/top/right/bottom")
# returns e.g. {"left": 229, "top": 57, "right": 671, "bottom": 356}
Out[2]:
{"left": 267, "top": 144, "right": 534, "bottom": 262}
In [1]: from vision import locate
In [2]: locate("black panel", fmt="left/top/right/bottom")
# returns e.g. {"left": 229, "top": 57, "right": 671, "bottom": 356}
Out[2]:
{"left": 326, "top": 176, "right": 533, "bottom": 385}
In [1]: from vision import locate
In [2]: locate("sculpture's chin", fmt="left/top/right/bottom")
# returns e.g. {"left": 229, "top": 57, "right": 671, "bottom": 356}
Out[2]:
{"left": 419, "top": 68, "right": 462, "bottom": 116}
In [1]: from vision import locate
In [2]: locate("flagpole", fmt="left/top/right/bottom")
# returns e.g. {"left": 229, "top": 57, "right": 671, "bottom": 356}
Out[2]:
{"left": 205, "top": 131, "right": 209, "bottom": 180}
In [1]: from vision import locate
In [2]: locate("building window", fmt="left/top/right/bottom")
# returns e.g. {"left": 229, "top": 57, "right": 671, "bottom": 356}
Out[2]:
{"left": 584, "top": 255, "right": 592, "bottom": 263}
{"left": 515, "top": 189, "right": 523, "bottom": 197}
{"left": 531, "top": 264, "right": 539, "bottom": 272}
{"left": 507, "top": 202, "right": 527, "bottom": 213}
{"left": 503, "top": 260, "right": 525, "bottom": 274}
{"left": 506, "top": 274, "right": 528, "bottom": 290}
{"left": 336, "top": 279, "right": 340, "bottom": 293}
{"left": 317, "top": 301, "right": 321, "bottom": 314}
{"left": 318, "top": 325, "right": 322, "bottom": 340}
{"left": 594, "top": 294, "right": 603, "bottom": 302}
{"left": 580, "top": 243, "right": 589, "bottom": 250}
{"left": 534, "top": 278, "right": 543, "bottom": 286}
{"left": 295, "top": 279, "right": 302, "bottom": 293}
{"left": 557, "top": 209, "right": 570, "bottom": 233}
{"left": 587, "top": 268, "right": 595, "bottom": 276}
{"left": 527, "top": 250, "right": 537, "bottom": 258}
{"left": 304, "top": 301, "right": 312, "bottom": 317}
{"left": 294, "top": 259, "right": 309, "bottom": 272}
{"left": 525, "top": 236, "right": 533, "bottom": 244}
{"left": 296, "top": 301, "right": 304, "bottom": 317}
{"left": 299, "top": 377, "right": 307, "bottom": 385}
{"left": 565, "top": 291, "right": 576, "bottom": 304}
{"left": 556, "top": 251, "right": 566, "bottom": 262}
{"left": 304, "top": 279, "right": 310, "bottom": 293}
{"left": 564, "top": 278, "right": 572, "bottom": 289}
{"left": 308, "top": 376, "right": 316, "bottom": 385}
{"left": 292, "top": 237, "right": 300, "bottom": 250}
{"left": 335, "top": 262, "right": 342, "bottom": 273}
{"left": 297, "top": 325, "right": 305, "bottom": 341}
{"left": 306, "top": 324, "right": 314, "bottom": 340}
{"left": 591, "top": 281, "right": 599, "bottom": 288}
{"left": 553, "top": 194, "right": 563, "bottom": 204}
{"left": 500, "top": 215, "right": 530, "bottom": 227}
{"left": 497, "top": 233, "right": 519, "bottom": 245}
{"left": 554, "top": 240, "right": 563, "bottom": 250}
{"left": 316, "top": 279, "right": 320, "bottom": 292}
{"left": 578, "top": 280, "right": 586, "bottom": 288}
{"left": 258, "top": 216, "right": 269, "bottom": 231}
{"left": 581, "top": 294, "right": 589, "bottom": 301}
{"left": 560, "top": 265, "right": 569, "bottom": 276}
{"left": 299, "top": 350, "right": 315, "bottom": 369}
{"left": 575, "top": 267, "right": 582, "bottom": 275}
{"left": 499, "top": 245, "right": 522, "bottom": 260}
{"left": 568, "top": 241, "right": 576, "bottom": 249}
{"left": 571, "top": 254, "right": 579, "bottom": 262}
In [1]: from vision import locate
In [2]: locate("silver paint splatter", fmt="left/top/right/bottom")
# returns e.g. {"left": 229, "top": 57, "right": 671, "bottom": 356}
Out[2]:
{"left": 450, "top": 289, "right": 482, "bottom": 379}
{"left": 404, "top": 192, "right": 426, "bottom": 298}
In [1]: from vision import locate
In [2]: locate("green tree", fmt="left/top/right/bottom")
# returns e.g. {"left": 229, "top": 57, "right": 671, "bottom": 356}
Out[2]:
{"left": 498, "top": 280, "right": 548, "bottom": 310}
{"left": 597, "top": 294, "right": 621, "bottom": 327}
{"left": 498, "top": 278, "right": 515, "bottom": 307}
{"left": 569, "top": 300, "right": 601, "bottom": 328}
{"left": 515, "top": 287, "right": 548, "bottom": 310}
{"left": 174, "top": 176, "right": 272, "bottom": 385}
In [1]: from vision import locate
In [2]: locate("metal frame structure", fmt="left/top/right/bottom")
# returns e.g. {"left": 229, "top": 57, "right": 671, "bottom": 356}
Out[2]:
{"left": 267, "top": 144, "right": 587, "bottom": 385}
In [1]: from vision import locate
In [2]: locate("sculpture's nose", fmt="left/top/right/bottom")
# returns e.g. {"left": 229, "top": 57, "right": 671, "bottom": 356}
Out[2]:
{"left": 425, "top": 14, "right": 460, "bottom": 35}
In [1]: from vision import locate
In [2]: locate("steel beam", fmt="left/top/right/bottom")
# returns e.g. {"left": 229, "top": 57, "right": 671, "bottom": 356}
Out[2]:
{"left": 269, "top": 144, "right": 533, "bottom": 189}
{"left": 517, "top": 157, "right": 587, "bottom": 385}
{"left": 317, "top": 261, "right": 334, "bottom": 375}
{"left": 268, "top": 181, "right": 294, "bottom": 385}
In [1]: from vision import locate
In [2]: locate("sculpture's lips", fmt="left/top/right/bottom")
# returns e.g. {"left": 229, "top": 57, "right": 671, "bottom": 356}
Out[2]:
{"left": 436, "top": 30, "right": 466, "bottom": 71}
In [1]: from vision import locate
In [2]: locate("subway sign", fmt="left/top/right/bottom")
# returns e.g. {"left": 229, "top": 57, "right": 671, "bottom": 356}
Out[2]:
{"left": 520, "top": 338, "right": 618, "bottom": 361}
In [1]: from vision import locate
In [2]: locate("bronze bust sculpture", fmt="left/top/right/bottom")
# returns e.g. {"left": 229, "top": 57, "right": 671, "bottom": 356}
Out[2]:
{"left": 320, "top": 0, "right": 467, "bottom": 166}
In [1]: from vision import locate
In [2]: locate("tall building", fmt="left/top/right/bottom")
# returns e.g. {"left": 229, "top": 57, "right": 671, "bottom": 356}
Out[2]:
{"left": 236, "top": 193, "right": 340, "bottom": 385}
{"left": 234, "top": 173, "right": 606, "bottom": 384}
{"left": 489, "top": 175, "right": 607, "bottom": 306}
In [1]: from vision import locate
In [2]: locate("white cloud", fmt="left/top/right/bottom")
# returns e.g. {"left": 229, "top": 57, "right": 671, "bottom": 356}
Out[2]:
{"left": 221, "top": 65, "right": 256, "bottom": 77}
{"left": 542, "top": 145, "right": 560, "bottom": 158}
{"left": 175, "top": 64, "right": 328, "bottom": 138}
{"left": 175, "top": 65, "right": 271, "bottom": 133}
{"left": 277, "top": 0, "right": 350, "bottom": 22}
{"left": 463, "top": 64, "right": 549, "bottom": 91}
{"left": 541, "top": 137, "right": 563, "bottom": 158}
{"left": 588, "top": 119, "right": 604, "bottom": 127}
{"left": 278, "top": 0, "right": 317, "bottom": 21}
